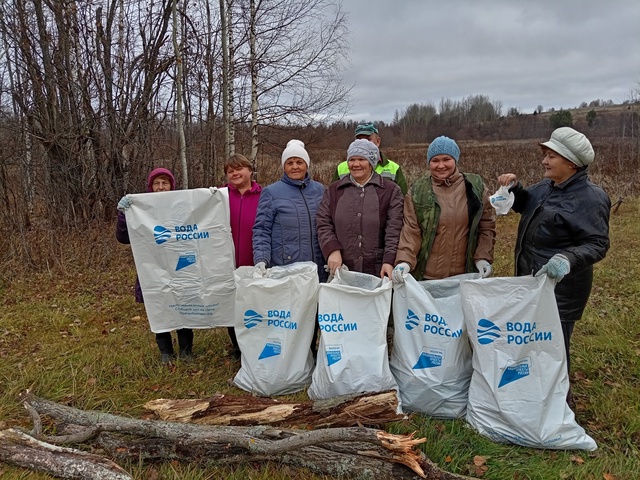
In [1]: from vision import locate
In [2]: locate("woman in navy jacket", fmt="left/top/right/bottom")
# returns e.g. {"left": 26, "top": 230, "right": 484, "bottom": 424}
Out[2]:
{"left": 252, "top": 139, "right": 326, "bottom": 282}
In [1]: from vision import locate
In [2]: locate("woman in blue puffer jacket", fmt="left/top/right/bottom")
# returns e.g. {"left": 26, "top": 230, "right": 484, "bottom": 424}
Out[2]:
{"left": 252, "top": 139, "right": 327, "bottom": 282}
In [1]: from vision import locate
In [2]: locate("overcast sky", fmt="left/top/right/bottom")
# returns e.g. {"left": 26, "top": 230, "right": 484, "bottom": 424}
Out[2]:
{"left": 341, "top": 0, "right": 640, "bottom": 123}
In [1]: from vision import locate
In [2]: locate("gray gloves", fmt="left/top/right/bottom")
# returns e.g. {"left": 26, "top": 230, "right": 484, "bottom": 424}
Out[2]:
{"left": 117, "top": 195, "right": 132, "bottom": 212}
{"left": 475, "top": 260, "right": 493, "bottom": 278}
{"left": 392, "top": 262, "right": 411, "bottom": 283}
{"left": 536, "top": 254, "right": 570, "bottom": 281}
{"left": 255, "top": 262, "right": 267, "bottom": 276}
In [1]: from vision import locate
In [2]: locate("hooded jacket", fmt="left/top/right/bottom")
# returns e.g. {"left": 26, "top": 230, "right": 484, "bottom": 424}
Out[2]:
{"left": 116, "top": 168, "right": 176, "bottom": 302}
{"left": 511, "top": 169, "right": 610, "bottom": 320}
{"left": 252, "top": 173, "right": 326, "bottom": 281}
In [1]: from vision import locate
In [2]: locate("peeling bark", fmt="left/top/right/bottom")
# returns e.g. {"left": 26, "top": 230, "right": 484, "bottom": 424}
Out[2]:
{"left": 5, "top": 391, "right": 474, "bottom": 480}
{"left": 0, "top": 428, "right": 131, "bottom": 480}
{"left": 143, "top": 390, "right": 405, "bottom": 427}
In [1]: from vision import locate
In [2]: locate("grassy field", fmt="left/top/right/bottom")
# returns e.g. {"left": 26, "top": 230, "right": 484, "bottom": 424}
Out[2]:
{"left": 0, "top": 143, "right": 639, "bottom": 479}
{"left": 0, "top": 199, "right": 638, "bottom": 479}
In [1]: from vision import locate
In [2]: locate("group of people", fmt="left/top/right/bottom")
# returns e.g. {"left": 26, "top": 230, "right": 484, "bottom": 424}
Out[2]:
{"left": 117, "top": 124, "right": 611, "bottom": 397}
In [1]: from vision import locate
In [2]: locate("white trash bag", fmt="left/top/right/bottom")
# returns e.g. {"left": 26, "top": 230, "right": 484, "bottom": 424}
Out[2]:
{"left": 390, "top": 273, "right": 476, "bottom": 418}
{"left": 461, "top": 275, "right": 597, "bottom": 450}
{"left": 308, "top": 269, "right": 397, "bottom": 401}
{"left": 233, "top": 262, "right": 319, "bottom": 396}
{"left": 489, "top": 184, "right": 515, "bottom": 215}
{"left": 125, "top": 188, "right": 236, "bottom": 332}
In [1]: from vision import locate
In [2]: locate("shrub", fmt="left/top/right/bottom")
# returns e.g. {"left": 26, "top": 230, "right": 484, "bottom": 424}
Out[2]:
{"left": 549, "top": 109, "right": 573, "bottom": 128}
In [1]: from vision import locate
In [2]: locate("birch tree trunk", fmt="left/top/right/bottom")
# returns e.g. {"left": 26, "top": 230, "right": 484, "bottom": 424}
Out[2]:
{"left": 172, "top": 0, "right": 188, "bottom": 188}
{"left": 249, "top": 0, "right": 259, "bottom": 174}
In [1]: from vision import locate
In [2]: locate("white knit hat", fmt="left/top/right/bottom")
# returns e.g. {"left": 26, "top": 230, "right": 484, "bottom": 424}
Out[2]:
{"left": 281, "top": 139, "right": 310, "bottom": 167}
{"left": 540, "top": 127, "right": 595, "bottom": 167}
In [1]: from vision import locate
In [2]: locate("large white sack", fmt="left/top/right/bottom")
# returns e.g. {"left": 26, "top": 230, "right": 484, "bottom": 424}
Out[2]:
{"left": 125, "top": 188, "right": 236, "bottom": 332}
{"left": 233, "top": 262, "right": 319, "bottom": 396}
{"left": 461, "top": 275, "right": 597, "bottom": 450}
{"left": 308, "top": 269, "right": 397, "bottom": 401}
{"left": 390, "top": 273, "right": 476, "bottom": 418}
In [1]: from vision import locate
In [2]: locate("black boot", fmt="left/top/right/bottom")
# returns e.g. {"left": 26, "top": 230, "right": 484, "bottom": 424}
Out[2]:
{"left": 177, "top": 328, "right": 194, "bottom": 362}
{"left": 227, "top": 327, "right": 241, "bottom": 359}
{"left": 155, "top": 332, "right": 175, "bottom": 364}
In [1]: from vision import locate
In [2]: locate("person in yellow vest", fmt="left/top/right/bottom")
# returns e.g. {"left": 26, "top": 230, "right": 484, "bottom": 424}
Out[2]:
{"left": 332, "top": 123, "right": 408, "bottom": 195}
{"left": 392, "top": 136, "right": 496, "bottom": 282}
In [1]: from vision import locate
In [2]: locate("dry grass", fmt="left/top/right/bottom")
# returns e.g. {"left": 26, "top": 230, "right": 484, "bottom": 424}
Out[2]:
{"left": 0, "top": 140, "right": 639, "bottom": 479}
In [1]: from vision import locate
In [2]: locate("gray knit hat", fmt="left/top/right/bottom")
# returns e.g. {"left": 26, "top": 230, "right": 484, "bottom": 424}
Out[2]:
{"left": 347, "top": 138, "right": 379, "bottom": 170}
{"left": 427, "top": 136, "right": 461, "bottom": 163}
{"left": 540, "top": 127, "right": 594, "bottom": 167}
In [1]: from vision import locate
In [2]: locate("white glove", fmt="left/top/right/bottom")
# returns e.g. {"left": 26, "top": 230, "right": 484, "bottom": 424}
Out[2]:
{"left": 392, "top": 262, "right": 411, "bottom": 284}
{"left": 475, "top": 260, "right": 493, "bottom": 278}
{"left": 535, "top": 254, "right": 570, "bottom": 281}
{"left": 209, "top": 186, "right": 218, "bottom": 194}
{"left": 117, "top": 195, "right": 132, "bottom": 212}
{"left": 255, "top": 262, "right": 267, "bottom": 276}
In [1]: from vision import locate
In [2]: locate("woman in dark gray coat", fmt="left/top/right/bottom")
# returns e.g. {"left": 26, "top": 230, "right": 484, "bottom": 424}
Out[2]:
{"left": 498, "top": 127, "right": 610, "bottom": 385}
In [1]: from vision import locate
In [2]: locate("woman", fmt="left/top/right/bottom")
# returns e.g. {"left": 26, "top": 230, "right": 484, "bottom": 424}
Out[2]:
{"left": 224, "top": 153, "right": 262, "bottom": 358}
{"left": 393, "top": 136, "right": 496, "bottom": 282}
{"left": 116, "top": 168, "right": 194, "bottom": 365}
{"left": 316, "top": 138, "right": 404, "bottom": 278}
{"left": 252, "top": 139, "right": 326, "bottom": 281}
{"left": 497, "top": 127, "right": 610, "bottom": 381}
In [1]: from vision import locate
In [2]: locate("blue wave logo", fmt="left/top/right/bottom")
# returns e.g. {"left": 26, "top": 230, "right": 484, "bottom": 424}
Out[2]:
{"left": 154, "top": 225, "right": 172, "bottom": 244}
{"left": 176, "top": 252, "right": 196, "bottom": 271}
{"left": 498, "top": 359, "right": 530, "bottom": 388}
{"left": 243, "top": 309, "right": 263, "bottom": 329}
{"left": 405, "top": 309, "right": 420, "bottom": 330}
{"left": 477, "top": 318, "right": 501, "bottom": 344}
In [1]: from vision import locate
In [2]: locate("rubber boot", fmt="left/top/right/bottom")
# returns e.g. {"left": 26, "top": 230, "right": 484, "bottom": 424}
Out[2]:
{"left": 155, "top": 332, "right": 175, "bottom": 364}
{"left": 177, "top": 328, "right": 194, "bottom": 362}
{"left": 227, "top": 327, "right": 241, "bottom": 359}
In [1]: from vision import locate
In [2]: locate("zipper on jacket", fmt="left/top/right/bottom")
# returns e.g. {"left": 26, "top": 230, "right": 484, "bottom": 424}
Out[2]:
{"left": 300, "top": 186, "right": 314, "bottom": 261}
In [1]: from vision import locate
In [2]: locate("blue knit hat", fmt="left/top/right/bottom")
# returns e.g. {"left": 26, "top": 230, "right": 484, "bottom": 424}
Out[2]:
{"left": 427, "top": 136, "right": 460, "bottom": 163}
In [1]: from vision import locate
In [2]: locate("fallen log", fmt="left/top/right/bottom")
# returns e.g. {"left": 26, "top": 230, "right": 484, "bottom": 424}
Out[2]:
{"left": 91, "top": 430, "right": 467, "bottom": 480}
{"left": 11, "top": 391, "right": 474, "bottom": 480}
{"left": 0, "top": 428, "right": 131, "bottom": 480}
{"left": 143, "top": 390, "right": 405, "bottom": 427}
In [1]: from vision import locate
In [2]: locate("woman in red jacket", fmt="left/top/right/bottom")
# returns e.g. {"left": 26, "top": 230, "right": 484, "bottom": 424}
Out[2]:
{"left": 224, "top": 154, "right": 262, "bottom": 358}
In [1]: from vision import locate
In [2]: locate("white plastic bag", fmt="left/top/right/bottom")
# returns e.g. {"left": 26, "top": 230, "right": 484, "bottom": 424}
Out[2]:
{"left": 461, "top": 275, "right": 597, "bottom": 450}
{"left": 489, "top": 184, "right": 514, "bottom": 215}
{"left": 125, "top": 188, "right": 236, "bottom": 332}
{"left": 232, "top": 262, "right": 319, "bottom": 396}
{"left": 390, "top": 274, "right": 476, "bottom": 418}
{"left": 308, "top": 269, "right": 397, "bottom": 400}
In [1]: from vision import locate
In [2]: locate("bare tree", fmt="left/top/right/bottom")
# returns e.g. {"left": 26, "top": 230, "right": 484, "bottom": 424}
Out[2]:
{"left": 0, "top": 0, "right": 352, "bottom": 230}
{"left": 249, "top": 0, "right": 259, "bottom": 172}
{"left": 172, "top": 0, "right": 188, "bottom": 188}
{"left": 234, "top": 0, "right": 350, "bottom": 170}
